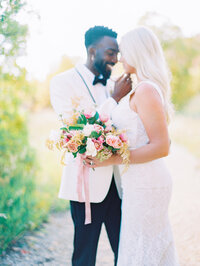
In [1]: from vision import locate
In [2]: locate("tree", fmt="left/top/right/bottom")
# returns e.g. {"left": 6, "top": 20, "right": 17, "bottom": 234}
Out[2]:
{"left": 138, "top": 12, "right": 200, "bottom": 110}
{"left": 0, "top": 0, "right": 43, "bottom": 253}
{"left": 0, "top": 0, "right": 27, "bottom": 73}
{"left": 30, "top": 55, "right": 78, "bottom": 110}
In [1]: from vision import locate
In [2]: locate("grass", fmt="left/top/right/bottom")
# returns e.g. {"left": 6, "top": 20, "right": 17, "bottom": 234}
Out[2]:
{"left": 170, "top": 114, "right": 200, "bottom": 158}
{"left": 169, "top": 94, "right": 200, "bottom": 159}
{"left": 0, "top": 108, "right": 68, "bottom": 254}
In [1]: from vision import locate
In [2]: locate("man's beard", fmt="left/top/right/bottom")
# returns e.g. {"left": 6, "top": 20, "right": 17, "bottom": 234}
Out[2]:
{"left": 93, "top": 60, "right": 114, "bottom": 80}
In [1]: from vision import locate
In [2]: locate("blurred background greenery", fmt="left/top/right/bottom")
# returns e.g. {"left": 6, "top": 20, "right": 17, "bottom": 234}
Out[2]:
{"left": 0, "top": 0, "right": 200, "bottom": 254}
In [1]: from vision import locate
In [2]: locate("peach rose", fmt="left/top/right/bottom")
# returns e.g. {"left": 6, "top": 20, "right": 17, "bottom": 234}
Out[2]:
{"left": 106, "top": 135, "right": 122, "bottom": 149}
{"left": 67, "top": 140, "right": 79, "bottom": 153}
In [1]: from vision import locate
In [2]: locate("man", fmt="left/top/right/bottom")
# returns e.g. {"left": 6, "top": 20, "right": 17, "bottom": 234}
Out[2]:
{"left": 50, "top": 26, "right": 132, "bottom": 266}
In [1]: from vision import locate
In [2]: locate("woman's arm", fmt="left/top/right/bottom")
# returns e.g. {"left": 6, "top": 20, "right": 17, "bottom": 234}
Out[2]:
{"left": 85, "top": 83, "right": 170, "bottom": 168}
{"left": 127, "top": 83, "right": 170, "bottom": 163}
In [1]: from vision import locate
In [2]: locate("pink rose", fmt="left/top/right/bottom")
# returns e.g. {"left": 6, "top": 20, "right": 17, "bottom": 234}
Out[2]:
{"left": 105, "top": 125, "right": 113, "bottom": 133}
{"left": 94, "top": 124, "right": 104, "bottom": 133}
{"left": 106, "top": 135, "right": 122, "bottom": 149}
{"left": 99, "top": 113, "right": 110, "bottom": 123}
{"left": 97, "top": 135, "right": 105, "bottom": 143}
{"left": 64, "top": 137, "right": 70, "bottom": 143}
{"left": 67, "top": 140, "right": 79, "bottom": 153}
{"left": 84, "top": 110, "right": 95, "bottom": 119}
{"left": 119, "top": 133, "right": 128, "bottom": 143}
{"left": 92, "top": 139, "right": 103, "bottom": 151}
{"left": 104, "top": 119, "right": 113, "bottom": 132}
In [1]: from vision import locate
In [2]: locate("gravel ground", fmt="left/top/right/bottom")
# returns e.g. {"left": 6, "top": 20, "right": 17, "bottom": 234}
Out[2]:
{"left": 0, "top": 143, "right": 200, "bottom": 266}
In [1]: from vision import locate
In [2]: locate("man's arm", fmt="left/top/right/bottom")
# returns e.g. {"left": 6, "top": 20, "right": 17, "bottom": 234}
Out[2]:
{"left": 50, "top": 72, "right": 132, "bottom": 119}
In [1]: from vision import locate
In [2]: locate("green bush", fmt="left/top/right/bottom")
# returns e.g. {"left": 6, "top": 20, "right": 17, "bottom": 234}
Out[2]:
{"left": 138, "top": 12, "right": 200, "bottom": 110}
{"left": 0, "top": 1, "right": 68, "bottom": 254}
{"left": 0, "top": 80, "right": 48, "bottom": 253}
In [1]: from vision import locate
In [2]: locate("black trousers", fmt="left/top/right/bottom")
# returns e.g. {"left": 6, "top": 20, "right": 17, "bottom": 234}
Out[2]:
{"left": 70, "top": 178, "right": 122, "bottom": 266}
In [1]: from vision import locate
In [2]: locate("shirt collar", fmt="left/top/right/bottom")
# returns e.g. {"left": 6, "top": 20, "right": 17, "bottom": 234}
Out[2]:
{"left": 75, "top": 63, "right": 114, "bottom": 92}
{"left": 75, "top": 63, "right": 95, "bottom": 85}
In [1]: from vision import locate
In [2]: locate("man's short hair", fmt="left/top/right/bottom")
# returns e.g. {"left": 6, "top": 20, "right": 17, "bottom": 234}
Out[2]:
{"left": 85, "top": 26, "right": 117, "bottom": 48}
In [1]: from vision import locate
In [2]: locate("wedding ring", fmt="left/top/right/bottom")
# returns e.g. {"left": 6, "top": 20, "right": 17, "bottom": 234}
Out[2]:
{"left": 83, "top": 160, "right": 86, "bottom": 165}
{"left": 90, "top": 161, "right": 94, "bottom": 166}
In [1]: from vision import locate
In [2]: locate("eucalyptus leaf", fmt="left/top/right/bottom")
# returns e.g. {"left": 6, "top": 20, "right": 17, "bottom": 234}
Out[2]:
{"left": 80, "top": 114, "right": 87, "bottom": 125}
{"left": 78, "top": 146, "right": 86, "bottom": 154}
{"left": 90, "top": 131, "right": 99, "bottom": 138}
{"left": 72, "top": 152, "right": 78, "bottom": 158}
{"left": 88, "top": 112, "right": 99, "bottom": 124}
{"left": 69, "top": 124, "right": 84, "bottom": 130}
{"left": 60, "top": 127, "right": 69, "bottom": 132}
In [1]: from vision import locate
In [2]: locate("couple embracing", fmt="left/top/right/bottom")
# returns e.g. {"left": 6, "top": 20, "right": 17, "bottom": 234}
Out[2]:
{"left": 50, "top": 25, "right": 180, "bottom": 266}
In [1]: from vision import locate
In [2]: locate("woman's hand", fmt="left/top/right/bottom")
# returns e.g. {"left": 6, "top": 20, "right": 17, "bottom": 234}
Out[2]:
{"left": 83, "top": 154, "right": 120, "bottom": 168}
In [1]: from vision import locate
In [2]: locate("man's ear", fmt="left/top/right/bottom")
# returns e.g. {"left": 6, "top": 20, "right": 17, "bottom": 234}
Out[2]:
{"left": 88, "top": 46, "right": 96, "bottom": 59}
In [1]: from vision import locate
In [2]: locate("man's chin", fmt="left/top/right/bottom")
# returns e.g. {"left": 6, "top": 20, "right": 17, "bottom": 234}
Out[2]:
{"left": 103, "top": 68, "right": 112, "bottom": 79}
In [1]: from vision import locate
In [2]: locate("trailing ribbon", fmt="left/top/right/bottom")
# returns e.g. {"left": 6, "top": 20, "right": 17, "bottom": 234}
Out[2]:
{"left": 77, "top": 155, "right": 91, "bottom": 224}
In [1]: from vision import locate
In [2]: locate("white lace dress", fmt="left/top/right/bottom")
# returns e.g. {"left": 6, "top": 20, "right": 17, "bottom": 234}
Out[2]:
{"left": 111, "top": 81, "right": 179, "bottom": 266}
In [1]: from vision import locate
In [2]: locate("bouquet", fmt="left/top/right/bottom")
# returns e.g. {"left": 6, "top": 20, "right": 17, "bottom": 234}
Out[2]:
{"left": 47, "top": 109, "right": 130, "bottom": 167}
{"left": 47, "top": 105, "right": 130, "bottom": 224}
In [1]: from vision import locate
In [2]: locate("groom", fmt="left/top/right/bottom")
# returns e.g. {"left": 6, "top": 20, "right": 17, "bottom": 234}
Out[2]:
{"left": 50, "top": 26, "right": 132, "bottom": 266}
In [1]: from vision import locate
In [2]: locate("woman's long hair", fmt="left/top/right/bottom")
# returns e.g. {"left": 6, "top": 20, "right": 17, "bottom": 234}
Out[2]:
{"left": 120, "top": 26, "right": 173, "bottom": 122}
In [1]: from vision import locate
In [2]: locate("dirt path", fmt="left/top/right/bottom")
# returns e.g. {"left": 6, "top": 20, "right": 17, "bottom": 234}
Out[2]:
{"left": 0, "top": 144, "right": 200, "bottom": 266}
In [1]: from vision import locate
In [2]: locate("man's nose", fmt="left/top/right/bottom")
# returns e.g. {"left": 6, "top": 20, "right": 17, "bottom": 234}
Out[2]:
{"left": 112, "top": 54, "right": 118, "bottom": 64}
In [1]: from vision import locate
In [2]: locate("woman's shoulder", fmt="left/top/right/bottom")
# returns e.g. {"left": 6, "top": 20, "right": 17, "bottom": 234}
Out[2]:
{"left": 134, "top": 81, "right": 164, "bottom": 105}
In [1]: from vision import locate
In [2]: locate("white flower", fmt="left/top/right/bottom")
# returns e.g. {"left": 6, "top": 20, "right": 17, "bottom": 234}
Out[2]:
{"left": 49, "top": 130, "right": 61, "bottom": 143}
{"left": 0, "top": 213, "right": 7, "bottom": 219}
{"left": 86, "top": 138, "right": 97, "bottom": 157}
{"left": 83, "top": 124, "right": 95, "bottom": 137}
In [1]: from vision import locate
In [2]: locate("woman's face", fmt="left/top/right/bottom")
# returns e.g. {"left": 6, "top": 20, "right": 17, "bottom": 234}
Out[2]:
{"left": 120, "top": 55, "right": 136, "bottom": 74}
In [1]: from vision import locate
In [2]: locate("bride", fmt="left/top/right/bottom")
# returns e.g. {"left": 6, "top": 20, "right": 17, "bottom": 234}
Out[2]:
{"left": 85, "top": 26, "right": 179, "bottom": 265}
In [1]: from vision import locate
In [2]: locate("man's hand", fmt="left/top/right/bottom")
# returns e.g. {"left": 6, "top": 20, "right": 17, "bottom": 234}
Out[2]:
{"left": 112, "top": 73, "right": 132, "bottom": 103}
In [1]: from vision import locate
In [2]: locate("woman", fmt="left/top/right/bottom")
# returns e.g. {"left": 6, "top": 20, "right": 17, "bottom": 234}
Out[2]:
{"left": 85, "top": 26, "right": 179, "bottom": 265}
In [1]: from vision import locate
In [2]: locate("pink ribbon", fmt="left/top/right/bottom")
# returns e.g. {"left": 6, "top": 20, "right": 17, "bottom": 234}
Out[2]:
{"left": 77, "top": 155, "right": 91, "bottom": 224}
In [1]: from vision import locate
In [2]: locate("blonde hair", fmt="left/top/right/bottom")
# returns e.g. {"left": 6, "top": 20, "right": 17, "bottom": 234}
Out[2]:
{"left": 120, "top": 26, "right": 173, "bottom": 122}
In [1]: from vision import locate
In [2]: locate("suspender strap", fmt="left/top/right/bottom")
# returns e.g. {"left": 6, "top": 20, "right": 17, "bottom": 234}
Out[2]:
{"left": 75, "top": 68, "right": 96, "bottom": 104}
